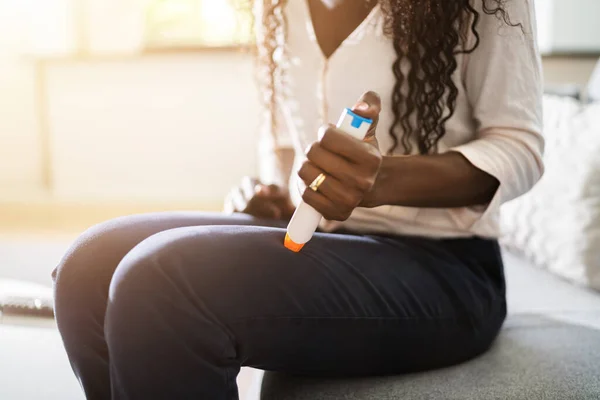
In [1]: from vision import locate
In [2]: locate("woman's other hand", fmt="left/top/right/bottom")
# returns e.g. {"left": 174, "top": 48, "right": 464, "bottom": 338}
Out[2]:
{"left": 224, "top": 177, "right": 296, "bottom": 221}
{"left": 298, "top": 92, "right": 383, "bottom": 221}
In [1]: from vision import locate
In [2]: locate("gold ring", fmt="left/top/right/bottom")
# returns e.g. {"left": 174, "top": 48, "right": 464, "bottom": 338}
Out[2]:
{"left": 309, "top": 173, "right": 327, "bottom": 192}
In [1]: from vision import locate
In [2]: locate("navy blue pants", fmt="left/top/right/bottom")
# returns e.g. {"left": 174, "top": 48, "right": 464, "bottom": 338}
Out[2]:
{"left": 53, "top": 212, "right": 506, "bottom": 400}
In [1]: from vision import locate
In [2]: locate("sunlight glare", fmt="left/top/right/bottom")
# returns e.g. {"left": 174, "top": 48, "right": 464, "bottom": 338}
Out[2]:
{"left": 199, "top": 1, "right": 238, "bottom": 46}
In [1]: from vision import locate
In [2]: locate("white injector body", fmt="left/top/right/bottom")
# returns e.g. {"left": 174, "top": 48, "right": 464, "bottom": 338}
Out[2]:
{"left": 284, "top": 108, "right": 372, "bottom": 252}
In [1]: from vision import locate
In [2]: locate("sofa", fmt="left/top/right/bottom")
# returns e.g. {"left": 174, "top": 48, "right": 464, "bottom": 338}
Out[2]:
{"left": 260, "top": 65, "right": 600, "bottom": 399}
{"left": 260, "top": 251, "right": 600, "bottom": 399}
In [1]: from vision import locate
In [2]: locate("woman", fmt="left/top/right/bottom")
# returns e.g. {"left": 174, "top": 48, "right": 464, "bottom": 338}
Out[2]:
{"left": 53, "top": 0, "right": 543, "bottom": 398}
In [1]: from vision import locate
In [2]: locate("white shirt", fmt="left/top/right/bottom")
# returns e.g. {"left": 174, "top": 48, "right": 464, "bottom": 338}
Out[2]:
{"left": 257, "top": 0, "right": 544, "bottom": 239}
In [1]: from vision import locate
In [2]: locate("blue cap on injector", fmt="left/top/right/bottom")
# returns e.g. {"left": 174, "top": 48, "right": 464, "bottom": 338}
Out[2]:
{"left": 344, "top": 108, "right": 373, "bottom": 129}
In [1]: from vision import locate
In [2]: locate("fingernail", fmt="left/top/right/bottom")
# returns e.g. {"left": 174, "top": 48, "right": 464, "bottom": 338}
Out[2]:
{"left": 354, "top": 101, "right": 369, "bottom": 111}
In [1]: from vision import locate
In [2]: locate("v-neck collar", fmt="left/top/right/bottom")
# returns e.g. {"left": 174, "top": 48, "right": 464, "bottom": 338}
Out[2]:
{"left": 303, "top": 0, "right": 380, "bottom": 61}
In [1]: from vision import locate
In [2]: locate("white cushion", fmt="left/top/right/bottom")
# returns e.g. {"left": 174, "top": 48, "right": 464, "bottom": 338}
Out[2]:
{"left": 500, "top": 95, "right": 600, "bottom": 290}
{"left": 588, "top": 59, "right": 600, "bottom": 102}
{"left": 503, "top": 251, "right": 600, "bottom": 330}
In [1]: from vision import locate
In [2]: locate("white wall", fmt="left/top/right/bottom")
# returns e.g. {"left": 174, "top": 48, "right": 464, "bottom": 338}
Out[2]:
{"left": 0, "top": 52, "right": 596, "bottom": 207}
{"left": 46, "top": 52, "right": 260, "bottom": 206}
{"left": 552, "top": 0, "right": 600, "bottom": 53}
{"left": 41, "top": 54, "right": 596, "bottom": 207}
{"left": 536, "top": 0, "right": 600, "bottom": 54}
{"left": 0, "top": 1, "right": 43, "bottom": 195}
{"left": 0, "top": 0, "right": 599, "bottom": 208}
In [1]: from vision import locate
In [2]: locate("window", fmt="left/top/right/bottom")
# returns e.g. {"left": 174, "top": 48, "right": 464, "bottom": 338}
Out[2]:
{"left": 21, "top": 0, "right": 253, "bottom": 58}
{"left": 535, "top": 0, "right": 600, "bottom": 55}
{"left": 144, "top": 0, "right": 253, "bottom": 50}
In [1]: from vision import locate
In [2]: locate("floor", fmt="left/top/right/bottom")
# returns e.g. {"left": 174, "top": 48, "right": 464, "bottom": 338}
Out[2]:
{"left": 0, "top": 227, "right": 261, "bottom": 399}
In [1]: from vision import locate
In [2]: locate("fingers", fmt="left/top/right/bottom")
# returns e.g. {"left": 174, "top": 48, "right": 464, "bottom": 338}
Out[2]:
{"left": 309, "top": 132, "right": 382, "bottom": 190}
{"left": 228, "top": 187, "right": 248, "bottom": 213}
{"left": 318, "top": 126, "right": 381, "bottom": 166}
{"left": 225, "top": 178, "right": 286, "bottom": 219}
{"left": 245, "top": 187, "right": 283, "bottom": 219}
{"left": 305, "top": 138, "right": 353, "bottom": 177}
{"left": 251, "top": 200, "right": 282, "bottom": 220}
{"left": 300, "top": 129, "right": 382, "bottom": 220}
{"left": 301, "top": 188, "right": 345, "bottom": 221}
{"left": 298, "top": 161, "right": 361, "bottom": 213}
{"left": 261, "top": 184, "right": 289, "bottom": 199}
{"left": 297, "top": 168, "right": 349, "bottom": 222}
{"left": 292, "top": 91, "right": 383, "bottom": 221}
{"left": 352, "top": 91, "right": 381, "bottom": 133}
{"left": 244, "top": 191, "right": 282, "bottom": 219}
{"left": 352, "top": 91, "right": 382, "bottom": 118}
{"left": 253, "top": 181, "right": 289, "bottom": 201}
{"left": 241, "top": 177, "right": 276, "bottom": 216}
{"left": 241, "top": 176, "right": 259, "bottom": 201}
{"left": 241, "top": 178, "right": 288, "bottom": 203}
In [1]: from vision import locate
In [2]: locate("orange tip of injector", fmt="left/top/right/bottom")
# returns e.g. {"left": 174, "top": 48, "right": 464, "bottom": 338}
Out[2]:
{"left": 284, "top": 233, "right": 305, "bottom": 252}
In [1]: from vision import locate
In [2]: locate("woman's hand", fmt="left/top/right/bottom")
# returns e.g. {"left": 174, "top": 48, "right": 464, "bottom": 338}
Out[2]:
{"left": 224, "top": 177, "right": 296, "bottom": 220}
{"left": 298, "top": 92, "right": 383, "bottom": 221}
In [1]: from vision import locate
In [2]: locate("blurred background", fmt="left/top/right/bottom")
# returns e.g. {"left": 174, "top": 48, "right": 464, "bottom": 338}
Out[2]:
{"left": 0, "top": 0, "right": 258, "bottom": 234}
{"left": 0, "top": 1, "right": 599, "bottom": 399}
{"left": 0, "top": 0, "right": 598, "bottom": 231}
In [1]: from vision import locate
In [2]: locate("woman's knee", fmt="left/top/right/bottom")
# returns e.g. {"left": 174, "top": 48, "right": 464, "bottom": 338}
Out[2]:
{"left": 105, "top": 226, "right": 285, "bottom": 333}
{"left": 104, "top": 228, "right": 265, "bottom": 379}
{"left": 106, "top": 226, "right": 235, "bottom": 307}
{"left": 52, "top": 212, "right": 255, "bottom": 288}
{"left": 53, "top": 215, "right": 157, "bottom": 308}
{"left": 104, "top": 228, "right": 206, "bottom": 341}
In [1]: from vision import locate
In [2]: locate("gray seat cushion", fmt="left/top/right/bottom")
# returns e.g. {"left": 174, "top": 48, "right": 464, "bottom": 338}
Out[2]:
{"left": 260, "top": 252, "right": 600, "bottom": 399}
{"left": 261, "top": 314, "right": 600, "bottom": 399}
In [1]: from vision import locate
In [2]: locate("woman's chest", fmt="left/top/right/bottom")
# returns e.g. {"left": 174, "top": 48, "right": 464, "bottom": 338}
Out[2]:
{"left": 306, "top": 0, "right": 377, "bottom": 58}
{"left": 282, "top": 1, "right": 477, "bottom": 155}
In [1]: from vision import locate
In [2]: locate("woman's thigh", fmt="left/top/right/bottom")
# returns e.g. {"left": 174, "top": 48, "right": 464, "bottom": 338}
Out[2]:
{"left": 54, "top": 212, "right": 283, "bottom": 278}
{"left": 106, "top": 226, "right": 506, "bottom": 377}
{"left": 53, "top": 212, "right": 284, "bottom": 318}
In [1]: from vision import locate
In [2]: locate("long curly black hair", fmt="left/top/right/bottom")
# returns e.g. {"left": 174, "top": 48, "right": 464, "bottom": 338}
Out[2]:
{"left": 251, "top": 0, "right": 520, "bottom": 155}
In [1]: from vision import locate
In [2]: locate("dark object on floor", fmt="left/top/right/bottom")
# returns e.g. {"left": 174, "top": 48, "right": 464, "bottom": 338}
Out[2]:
{"left": 1, "top": 295, "right": 54, "bottom": 318}
{"left": 0, "top": 279, "right": 54, "bottom": 319}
